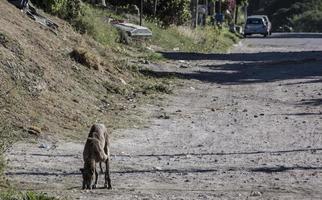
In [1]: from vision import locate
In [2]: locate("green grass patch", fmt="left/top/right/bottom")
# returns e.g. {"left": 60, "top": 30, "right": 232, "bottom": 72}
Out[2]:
{"left": 72, "top": 4, "right": 118, "bottom": 47}
{"left": 0, "top": 191, "right": 58, "bottom": 200}
{"left": 145, "top": 22, "right": 239, "bottom": 53}
{"left": 69, "top": 4, "right": 238, "bottom": 54}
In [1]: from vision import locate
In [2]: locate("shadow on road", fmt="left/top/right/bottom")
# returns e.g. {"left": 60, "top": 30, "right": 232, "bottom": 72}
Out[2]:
{"left": 160, "top": 51, "right": 322, "bottom": 62}
{"left": 250, "top": 165, "right": 322, "bottom": 173}
{"left": 245, "top": 33, "right": 322, "bottom": 39}
{"left": 6, "top": 164, "right": 322, "bottom": 176}
{"left": 299, "top": 98, "right": 322, "bottom": 107}
{"left": 142, "top": 58, "right": 322, "bottom": 85}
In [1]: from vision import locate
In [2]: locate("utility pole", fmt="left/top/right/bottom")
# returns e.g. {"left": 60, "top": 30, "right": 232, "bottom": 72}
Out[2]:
{"left": 140, "top": 0, "right": 143, "bottom": 26}
{"left": 195, "top": 0, "right": 199, "bottom": 27}
{"left": 234, "top": 4, "right": 239, "bottom": 24}
{"left": 153, "top": 0, "right": 157, "bottom": 17}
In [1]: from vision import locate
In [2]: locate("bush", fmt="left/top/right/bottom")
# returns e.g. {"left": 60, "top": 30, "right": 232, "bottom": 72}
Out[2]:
{"left": 107, "top": 0, "right": 191, "bottom": 26}
{"left": 293, "top": 10, "right": 322, "bottom": 32}
{"left": 151, "top": 0, "right": 191, "bottom": 26}
{"left": 72, "top": 5, "right": 118, "bottom": 46}
{"left": 0, "top": 191, "right": 57, "bottom": 200}
{"left": 30, "top": 0, "right": 81, "bottom": 20}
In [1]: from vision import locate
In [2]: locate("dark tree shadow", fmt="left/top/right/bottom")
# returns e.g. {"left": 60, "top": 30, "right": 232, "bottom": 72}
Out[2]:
{"left": 141, "top": 59, "right": 322, "bottom": 85}
{"left": 250, "top": 165, "right": 322, "bottom": 173}
{"left": 270, "top": 33, "right": 322, "bottom": 39}
{"left": 277, "top": 112, "right": 322, "bottom": 116}
{"left": 160, "top": 50, "right": 322, "bottom": 62}
{"left": 299, "top": 99, "right": 322, "bottom": 107}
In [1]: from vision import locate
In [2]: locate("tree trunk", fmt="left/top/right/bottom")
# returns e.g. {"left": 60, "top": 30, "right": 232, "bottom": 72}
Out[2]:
{"left": 234, "top": 5, "right": 239, "bottom": 24}
{"left": 153, "top": 0, "right": 157, "bottom": 16}
{"left": 140, "top": 0, "right": 143, "bottom": 26}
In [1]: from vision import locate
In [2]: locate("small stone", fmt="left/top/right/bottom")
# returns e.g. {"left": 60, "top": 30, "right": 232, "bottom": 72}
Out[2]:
{"left": 254, "top": 115, "right": 258, "bottom": 118}
{"left": 39, "top": 143, "right": 50, "bottom": 149}
{"left": 250, "top": 191, "right": 262, "bottom": 197}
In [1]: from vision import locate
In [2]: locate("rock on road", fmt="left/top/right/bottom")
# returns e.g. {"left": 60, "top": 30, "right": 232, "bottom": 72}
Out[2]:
{"left": 5, "top": 33, "right": 322, "bottom": 199}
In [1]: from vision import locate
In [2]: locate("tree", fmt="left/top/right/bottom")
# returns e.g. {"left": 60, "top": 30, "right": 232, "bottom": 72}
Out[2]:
{"left": 234, "top": 0, "right": 248, "bottom": 24}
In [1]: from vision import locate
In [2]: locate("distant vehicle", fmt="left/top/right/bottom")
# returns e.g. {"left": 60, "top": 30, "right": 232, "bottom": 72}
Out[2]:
{"left": 259, "top": 15, "right": 272, "bottom": 35}
{"left": 244, "top": 16, "right": 269, "bottom": 38}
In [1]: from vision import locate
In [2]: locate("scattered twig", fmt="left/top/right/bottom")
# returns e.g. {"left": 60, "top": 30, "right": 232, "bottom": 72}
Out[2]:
{"left": 0, "top": 86, "right": 15, "bottom": 98}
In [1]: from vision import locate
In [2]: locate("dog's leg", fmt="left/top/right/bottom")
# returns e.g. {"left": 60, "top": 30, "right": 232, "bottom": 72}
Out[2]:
{"left": 100, "top": 162, "right": 104, "bottom": 174}
{"left": 93, "top": 163, "right": 98, "bottom": 189}
{"left": 104, "top": 156, "right": 112, "bottom": 189}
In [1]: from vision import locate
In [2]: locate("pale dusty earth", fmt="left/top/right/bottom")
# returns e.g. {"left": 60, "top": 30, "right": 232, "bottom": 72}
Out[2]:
{"left": 5, "top": 33, "right": 322, "bottom": 200}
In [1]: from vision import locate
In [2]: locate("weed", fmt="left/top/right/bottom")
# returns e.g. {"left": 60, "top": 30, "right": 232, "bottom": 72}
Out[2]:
{"left": 0, "top": 191, "right": 58, "bottom": 200}
{"left": 70, "top": 47, "right": 101, "bottom": 71}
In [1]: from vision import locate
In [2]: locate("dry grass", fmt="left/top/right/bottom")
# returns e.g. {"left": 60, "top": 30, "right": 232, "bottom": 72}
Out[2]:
{"left": 70, "top": 47, "right": 101, "bottom": 71}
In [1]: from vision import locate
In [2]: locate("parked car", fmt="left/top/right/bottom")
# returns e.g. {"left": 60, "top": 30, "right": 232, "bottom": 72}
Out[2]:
{"left": 244, "top": 16, "right": 270, "bottom": 38}
{"left": 259, "top": 15, "right": 272, "bottom": 35}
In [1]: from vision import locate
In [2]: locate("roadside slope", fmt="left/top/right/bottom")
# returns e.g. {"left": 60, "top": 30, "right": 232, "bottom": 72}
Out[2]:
{"left": 0, "top": 0, "right": 141, "bottom": 147}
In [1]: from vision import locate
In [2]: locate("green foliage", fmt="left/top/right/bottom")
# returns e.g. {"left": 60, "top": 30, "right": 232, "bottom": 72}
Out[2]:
{"left": 146, "top": 21, "right": 239, "bottom": 52}
{"left": 248, "top": 0, "right": 322, "bottom": 32}
{"left": 72, "top": 4, "right": 118, "bottom": 46}
{"left": 293, "top": 10, "right": 322, "bottom": 32}
{"left": 30, "top": 0, "right": 81, "bottom": 20}
{"left": 147, "top": 0, "right": 191, "bottom": 26}
{"left": 0, "top": 191, "right": 58, "bottom": 200}
{"left": 107, "top": 0, "right": 191, "bottom": 26}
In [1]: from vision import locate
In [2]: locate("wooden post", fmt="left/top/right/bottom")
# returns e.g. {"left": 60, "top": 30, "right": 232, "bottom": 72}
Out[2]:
{"left": 195, "top": 0, "right": 199, "bottom": 27}
{"left": 234, "top": 5, "right": 238, "bottom": 24}
{"left": 154, "top": 0, "right": 157, "bottom": 16}
{"left": 140, "top": 0, "right": 143, "bottom": 26}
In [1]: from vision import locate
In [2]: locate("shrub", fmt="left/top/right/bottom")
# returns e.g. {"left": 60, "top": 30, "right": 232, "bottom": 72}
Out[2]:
{"left": 293, "top": 10, "right": 322, "bottom": 32}
{"left": 0, "top": 191, "right": 57, "bottom": 200}
{"left": 30, "top": 0, "right": 81, "bottom": 20}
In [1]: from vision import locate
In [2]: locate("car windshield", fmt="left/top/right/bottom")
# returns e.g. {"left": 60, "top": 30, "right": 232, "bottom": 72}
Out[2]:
{"left": 247, "top": 18, "right": 263, "bottom": 25}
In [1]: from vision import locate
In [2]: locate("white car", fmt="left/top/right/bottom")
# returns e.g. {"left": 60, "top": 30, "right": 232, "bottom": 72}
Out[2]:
{"left": 244, "top": 16, "right": 269, "bottom": 38}
{"left": 257, "top": 15, "right": 272, "bottom": 35}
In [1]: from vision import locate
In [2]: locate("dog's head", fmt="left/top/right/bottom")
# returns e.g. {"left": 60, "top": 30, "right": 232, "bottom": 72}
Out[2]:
{"left": 80, "top": 167, "right": 94, "bottom": 190}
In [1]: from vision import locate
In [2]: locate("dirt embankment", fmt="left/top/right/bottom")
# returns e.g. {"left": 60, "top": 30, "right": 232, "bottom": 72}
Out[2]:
{"left": 0, "top": 1, "right": 146, "bottom": 145}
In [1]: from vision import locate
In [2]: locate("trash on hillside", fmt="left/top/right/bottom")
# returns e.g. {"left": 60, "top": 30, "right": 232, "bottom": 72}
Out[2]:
{"left": 111, "top": 21, "right": 152, "bottom": 38}
{"left": 8, "top": 0, "right": 59, "bottom": 33}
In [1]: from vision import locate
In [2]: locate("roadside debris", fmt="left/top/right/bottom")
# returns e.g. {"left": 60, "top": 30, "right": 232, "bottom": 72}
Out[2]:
{"left": 26, "top": 126, "right": 42, "bottom": 137}
{"left": 250, "top": 191, "right": 262, "bottom": 197}
{"left": 8, "top": 0, "right": 58, "bottom": 33}
{"left": 112, "top": 21, "right": 152, "bottom": 38}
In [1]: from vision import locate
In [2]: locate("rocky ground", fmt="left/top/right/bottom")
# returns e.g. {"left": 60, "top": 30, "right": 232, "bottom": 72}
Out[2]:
{"left": 5, "top": 33, "right": 322, "bottom": 199}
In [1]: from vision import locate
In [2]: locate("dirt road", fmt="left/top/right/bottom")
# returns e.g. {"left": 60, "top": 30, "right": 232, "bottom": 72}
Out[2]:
{"left": 5, "top": 33, "right": 322, "bottom": 199}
